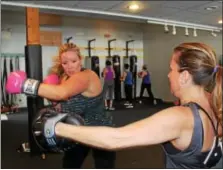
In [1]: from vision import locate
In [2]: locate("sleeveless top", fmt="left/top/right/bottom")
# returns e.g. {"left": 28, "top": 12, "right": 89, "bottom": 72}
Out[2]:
{"left": 59, "top": 68, "right": 113, "bottom": 127}
{"left": 124, "top": 71, "right": 133, "bottom": 85}
{"left": 105, "top": 67, "right": 113, "bottom": 81}
{"left": 104, "top": 67, "right": 114, "bottom": 86}
{"left": 142, "top": 71, "right": 151, "bottom": 84}
{"left": 163, "top": 102, "right": 222, "bottom": 168}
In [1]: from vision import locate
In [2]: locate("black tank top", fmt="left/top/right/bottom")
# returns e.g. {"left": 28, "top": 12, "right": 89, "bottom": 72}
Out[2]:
{"left": 59, "top": 68, "right": 113, "bottom": 127}
{"left": 163, "top": 102, "right": 222, "bottom": 168}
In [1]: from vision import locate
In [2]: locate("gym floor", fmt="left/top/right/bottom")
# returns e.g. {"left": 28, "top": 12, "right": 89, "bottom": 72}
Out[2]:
{"left": 1, "top": 100, "right": 222, "bottom": 169}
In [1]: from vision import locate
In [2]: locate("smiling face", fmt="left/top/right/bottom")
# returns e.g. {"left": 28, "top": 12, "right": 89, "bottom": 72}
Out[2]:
{"left": 60, "top": 50, "right": 82, "bottom": 77}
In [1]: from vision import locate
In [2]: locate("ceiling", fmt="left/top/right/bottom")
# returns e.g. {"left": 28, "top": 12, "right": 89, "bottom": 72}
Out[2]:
{"left": 1, "top": 1, "right": 222, "bottom": 29}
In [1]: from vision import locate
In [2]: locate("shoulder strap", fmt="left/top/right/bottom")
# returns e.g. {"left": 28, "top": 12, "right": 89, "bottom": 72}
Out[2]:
{"left": 183, "top": 102, "right": 204, "bottom": 151}
{"left": 193, "top": 103, "right": 218, "bottom": 136}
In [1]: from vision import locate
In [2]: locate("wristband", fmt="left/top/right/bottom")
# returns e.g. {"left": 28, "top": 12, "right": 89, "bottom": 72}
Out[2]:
{"left": 23, "top": 79, "right": 40, "bottom": 96}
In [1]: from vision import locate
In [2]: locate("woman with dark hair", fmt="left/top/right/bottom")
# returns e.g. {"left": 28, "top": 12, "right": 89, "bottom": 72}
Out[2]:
{"left": 138, "top": 64, "right": 155, "bottom": 104}
{"left": 102, "top": 60, "right": 116, "bottom": 110}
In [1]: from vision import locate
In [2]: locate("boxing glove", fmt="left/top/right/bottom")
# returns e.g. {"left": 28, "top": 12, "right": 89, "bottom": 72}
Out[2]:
{"left": 43, "top": 74, "right": 60, "bottom": 106}
{"left": 43, "top": 74, "right": 60, "bottom": 85}
{"left": 6, "top": 71, "right": 40, "bottom": 96}
{"left": 32, "top": 108, "right": 84, "bottom": 152}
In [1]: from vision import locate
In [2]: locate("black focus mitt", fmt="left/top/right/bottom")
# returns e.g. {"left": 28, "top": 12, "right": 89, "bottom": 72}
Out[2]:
{"left": 32, "top": 108, "right": 84, "bottom": 152}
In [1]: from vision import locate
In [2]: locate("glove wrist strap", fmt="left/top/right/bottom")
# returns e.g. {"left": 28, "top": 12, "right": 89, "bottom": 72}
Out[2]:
{"left": 23, "top": 79, "right": 40, "bottom": 96}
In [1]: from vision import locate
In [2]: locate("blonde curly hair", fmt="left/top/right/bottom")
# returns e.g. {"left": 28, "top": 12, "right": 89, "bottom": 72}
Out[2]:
{"left": 49, "top": 43, "right": 82, "bottom": 79}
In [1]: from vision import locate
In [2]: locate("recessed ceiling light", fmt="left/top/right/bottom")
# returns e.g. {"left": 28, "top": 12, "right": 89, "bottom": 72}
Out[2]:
{"left": 128, "top": 4, "right": 139, "bottom": 11}
{"left": 205, "top": 6, "right": 218, "bottom": 11}
{"left": 218, "top": 19, "right": 222, "bottom": 24}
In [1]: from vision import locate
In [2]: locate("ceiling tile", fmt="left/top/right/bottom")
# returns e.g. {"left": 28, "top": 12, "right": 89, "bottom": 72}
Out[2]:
{"left": 33, "top": 1, "right": 80, "bottom": 8}
{"left": 165, "top": 10, "right": 207, "bottom": 21}
{"left": 138, "top": 6, "right": 181, "bottom": 18}
{"left": 1, "top": 1, "right": 222, "bottom": 28}
{"left": 160, "top": 1, "right": 210, "bottom": 9}
{"left": 109, "top": 1, "right": 181, "bottom": 18}
{"left": 74, "top": 1, "right": 123, "bottom": 10}
{"left": 187, "top": 1, "right": 222, "bottom": 14}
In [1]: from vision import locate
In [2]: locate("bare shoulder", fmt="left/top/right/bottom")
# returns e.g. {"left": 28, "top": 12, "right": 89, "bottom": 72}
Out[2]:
{"left": 82, "top": 69, "right": 96, "bottom": 76}
{"left": 153, "top": 106, "right": 191, "bottom": 123}
{"left": 83, "top": 69, "right": 101, "bottom": 80}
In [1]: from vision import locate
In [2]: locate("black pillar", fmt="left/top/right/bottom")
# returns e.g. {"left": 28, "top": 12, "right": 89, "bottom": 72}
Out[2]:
{"left": 25, "top": 45, "right": 44, "bottom": 155}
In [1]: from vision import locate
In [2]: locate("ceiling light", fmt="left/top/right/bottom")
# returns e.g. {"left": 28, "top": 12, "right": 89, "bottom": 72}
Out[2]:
{"left": 193, "top": 28, "right": 197, "bottom": 37}
{"left": 205, "top": 6, "right": 218, "bottom": 11}
{"left": 218, "top": 19, "right": 222, "bottom": 24}
{"left": 128, "top": 4, "right": 139, "bottom": 11}
{"left": 164, "top": 23, "right": 169, "bottom": 33}
{"left": 185, "top": 27, "right": 189, "bottom": 36}
{"left": 172, "top": 25, "right": 176, "bottom": 35}
{"left": 211, "top": 30, "right": 217, "bottom": 37}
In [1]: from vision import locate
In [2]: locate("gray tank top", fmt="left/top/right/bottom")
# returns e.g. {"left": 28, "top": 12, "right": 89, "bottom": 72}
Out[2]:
{"left": 162, "top": 102, "right": 222, "bottom": 168}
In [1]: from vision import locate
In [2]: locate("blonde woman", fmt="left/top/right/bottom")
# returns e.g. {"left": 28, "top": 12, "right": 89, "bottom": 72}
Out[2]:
{"left": 6, "top": 43, "right": 116, "bottom": 168}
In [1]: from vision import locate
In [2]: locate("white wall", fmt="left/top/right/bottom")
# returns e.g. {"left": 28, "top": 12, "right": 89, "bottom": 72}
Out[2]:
{"left": 1, "top": 10, "right": 144, "bottom": 107}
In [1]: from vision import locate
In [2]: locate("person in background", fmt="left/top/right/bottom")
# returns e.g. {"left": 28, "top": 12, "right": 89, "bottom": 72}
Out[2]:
{"left": 120, "top": 64, "right": 134, "bottom": 109}
{"left": 138, "top": 65, "right": 155, "bottom": 105}
{"left": 102, "top": 60, "right": 115, "bottom": 111}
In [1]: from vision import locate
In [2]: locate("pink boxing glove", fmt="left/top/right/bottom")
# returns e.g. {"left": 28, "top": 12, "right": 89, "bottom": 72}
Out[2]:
{"left": 43, "top": 74, "right": 60, "bottom": 105}
{"left": 6, "top": 71, "right": 27, "bottom": 94}
{"left": 6, "top": 70, "right": 40, "bottom": 96}
{"left": 43, "top": 74, "right": 60, "bottom": 85}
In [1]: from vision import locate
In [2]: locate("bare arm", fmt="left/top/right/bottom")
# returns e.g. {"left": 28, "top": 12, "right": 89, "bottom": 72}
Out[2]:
{"left": 141, "top": 70, "right": 148, "bottom": 78}
{"left": 120, "top": 72, "right": 127, "bottom": 81}
{"left": 38, "top": 70, "right": 90, "bottom": 101}
{"left": 55, "top": 106, "right": 187, "bottom": 150}
{"left": 103, "top": 68, "right": 107, "bottom": 79}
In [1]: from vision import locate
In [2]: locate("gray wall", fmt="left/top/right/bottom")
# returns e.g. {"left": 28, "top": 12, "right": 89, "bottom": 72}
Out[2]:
{"left": 143, "top": 24, "right": 222, "bottom": 101}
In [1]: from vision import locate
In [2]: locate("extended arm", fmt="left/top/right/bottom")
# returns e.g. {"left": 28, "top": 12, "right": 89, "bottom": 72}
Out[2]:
{"left": 55, "top": 106, "right": 187, "bottom": 150}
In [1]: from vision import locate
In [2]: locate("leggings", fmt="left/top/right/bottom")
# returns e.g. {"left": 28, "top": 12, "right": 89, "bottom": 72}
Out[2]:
{"left": 103, "top": 82, "right": 114, "bottom": 100}
{"left": 140, "top": 83, "right": 154, "bottom": 101}
{"left": 62, "top": 144, "right": 116, "bottom": 169}
{"left": 124, "top": 84, "right": 133, "bottom": 103}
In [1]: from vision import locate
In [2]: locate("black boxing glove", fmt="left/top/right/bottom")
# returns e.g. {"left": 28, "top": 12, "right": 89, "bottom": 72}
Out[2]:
{"left": 32, "top": 108, "right": 84, "bottom": 152}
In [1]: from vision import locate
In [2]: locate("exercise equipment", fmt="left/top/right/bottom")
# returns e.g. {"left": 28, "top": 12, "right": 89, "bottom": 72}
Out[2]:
{"left": 32, "top": 108, "right": 84, "bottom": 153}
{"left": 85, "top": 39, "right": 100, "bottom": 77}
{"left": 65, "top": 36, "right": 73, "bottom": 43}
{"left": 112, "top": 55, "right": 121, "bottom": 101}
{"left": 130, "top": 55, "right": 138, "bottom": 100}
{"left": 123, "top": 40, "right": 138, "bottom": 100}
{"left": 1, "top": 54, "right": 22, "bottom": 114}
{"left": 25, "top": 43, "right": 44, "bottom": 155}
